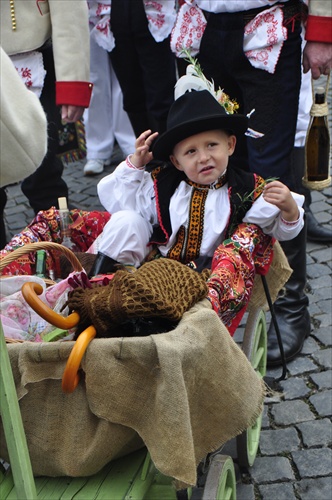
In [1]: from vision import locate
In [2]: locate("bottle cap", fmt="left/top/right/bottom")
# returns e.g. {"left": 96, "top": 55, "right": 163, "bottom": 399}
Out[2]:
{"left": 58, "top": 197, "right": 68, "bottom": 210}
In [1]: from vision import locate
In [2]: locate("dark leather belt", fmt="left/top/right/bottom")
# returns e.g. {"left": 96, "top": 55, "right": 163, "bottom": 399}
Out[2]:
{"left": 243, "top": 0, "right": 303, "bottom": 24}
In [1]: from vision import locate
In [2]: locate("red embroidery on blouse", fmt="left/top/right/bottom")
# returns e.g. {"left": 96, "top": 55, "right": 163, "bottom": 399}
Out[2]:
{"left": 36, "top": 0, "right": 46, "bottom": 16}
{"left": 149, "top": 177, "right": 169, "bottom": 245}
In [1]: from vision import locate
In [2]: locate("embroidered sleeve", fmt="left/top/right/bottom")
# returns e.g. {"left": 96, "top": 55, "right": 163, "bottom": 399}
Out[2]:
{"left": 126, "top": 155, "right": 145, "bottom": 170}
{"left": 280, "top": 214, "right": 301, "bottom": 226}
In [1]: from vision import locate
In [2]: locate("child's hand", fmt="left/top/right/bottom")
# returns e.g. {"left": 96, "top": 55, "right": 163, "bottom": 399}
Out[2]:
{"left": 263, "top": 181, "right": 299, "bottom": 222}
{"left": 130, "top": 130, "right": 159, "bottom": 169}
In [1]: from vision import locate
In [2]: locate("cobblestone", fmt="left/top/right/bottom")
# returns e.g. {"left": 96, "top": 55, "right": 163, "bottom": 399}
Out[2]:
{"left": 292, "top": 448, "right": 332, "bottom": 478}
{"left": 286, "top": 357, "right": 319, "bottom": 376}
{"left": 312, "top": 349, "right": 332, "bottom": 369}
{"left": 258, "top": 482, "right": 297, "bottom": 500}
{"left": 259, "top": 428, "right": 300, "bottom": 455}
{"left": 271, "top": 400, "right": 315, "bottom": 425}
{"left": 310, "top": 370, "right": 332, "bottom": 389}
{"left": 295, "top": 477, "right": 332, "bottom": 500}
{"left": 250, "top": 456, "right": 295, "bottom": 483}
{"left": 309, "top": 390, "right": 332, "bottom": 417}
{"left": 279, "top": 376, "right": 311, "bottom": 399}
{"left": 296, "top": 419, "right": 332, "bottom": 447}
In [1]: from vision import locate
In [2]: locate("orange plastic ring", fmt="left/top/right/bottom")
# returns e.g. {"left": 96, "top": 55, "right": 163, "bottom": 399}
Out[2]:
{"left": 21, "top": 281, "right": 80, "bottom": 329}
{"left": 62, "top": 326, "right": 96, "bottom": 393}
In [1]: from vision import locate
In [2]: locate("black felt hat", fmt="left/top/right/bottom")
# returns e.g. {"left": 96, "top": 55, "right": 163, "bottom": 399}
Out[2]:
{"left": 152, "top": 90, "right": 248, "bottom": 161}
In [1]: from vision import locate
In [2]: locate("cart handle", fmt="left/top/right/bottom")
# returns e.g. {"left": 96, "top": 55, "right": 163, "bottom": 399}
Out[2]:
{"left": 61, "top": 325, "right": 96, "bottom": 393}
{"left": 21, "top": 282, "right": 80, "bottom": 329}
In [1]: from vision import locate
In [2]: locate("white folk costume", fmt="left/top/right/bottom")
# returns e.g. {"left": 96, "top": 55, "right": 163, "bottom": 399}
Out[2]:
{"left": 0, "top": 0, "right": 92, "bottom": 106}
{"left": 0, "top": 0, "right": 93, "bottom": 223}
{"left": 88, "top": 0, "right": 176, "bottom": 50}
{"left": 0, "top": 46, "right": 47, "bottom": 188}
{"left": 97, "top": 157, "right": 304, "bottom": 264}
{"left": 83, "top": 0, "right": 177, "bottom": 161}
{"left": 107, "top": 0, "right": 177, "bottom": 137}
{"left": 83, "top": 1, "right": 136, "bottom": 168}
{"left": 93, "top": 82, "right": 304, "bottom": 335}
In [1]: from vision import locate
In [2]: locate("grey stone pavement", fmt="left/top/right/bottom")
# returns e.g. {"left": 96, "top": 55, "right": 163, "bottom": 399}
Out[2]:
{"left": 2, "top": 77, "right": 332, "bottom": 499}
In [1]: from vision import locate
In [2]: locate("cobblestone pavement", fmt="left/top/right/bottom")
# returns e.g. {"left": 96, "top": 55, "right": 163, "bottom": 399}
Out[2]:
{"left": 2, "top": 78, "right": 332, "bottom": 499}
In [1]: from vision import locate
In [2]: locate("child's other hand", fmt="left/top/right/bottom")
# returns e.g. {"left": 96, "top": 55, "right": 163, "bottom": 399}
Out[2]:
{"left": 263, "top": 181, "right": 299, "bottom": 222}
{"left": 130, "top": 130, "right": 159, "bottom": 169}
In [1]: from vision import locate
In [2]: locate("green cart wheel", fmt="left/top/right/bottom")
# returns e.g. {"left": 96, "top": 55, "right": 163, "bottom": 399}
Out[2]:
{"left": 236, "top": 308, "right": 267, "bottom": 468}
{"left": 202, "top": 455, "right": 236, "bottom": 500}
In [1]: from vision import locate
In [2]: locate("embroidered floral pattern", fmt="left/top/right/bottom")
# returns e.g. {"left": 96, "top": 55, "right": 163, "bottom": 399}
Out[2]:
{"left": 244, "top": 6, "right": 287, "bottom": 74}
{"left": 145, "top": 1, "right": 165, "bottom": 30}
{"left": 10, "top": 51, "right": 46, "bottom": 98}
{"left": 0, "top": 209, "right": 110, "bottom": 276}
{"left": 170, "top": 3, "right": 207, "bottom": 57}
{"left": 207, "top": 222, "right": 274, "bottom": 335}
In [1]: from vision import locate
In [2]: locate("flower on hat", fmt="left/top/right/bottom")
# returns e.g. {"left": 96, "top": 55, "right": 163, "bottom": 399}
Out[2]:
{"left": 177, "top": 49, "right": 240, "bottom": 115}
{"left": 177, "top": 50, "right": 263, "bottom": 140}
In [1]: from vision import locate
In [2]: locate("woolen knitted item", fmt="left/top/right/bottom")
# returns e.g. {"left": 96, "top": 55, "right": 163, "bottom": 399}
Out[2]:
{"left": 67, "top": 258, "right": 209, "bottom": 337}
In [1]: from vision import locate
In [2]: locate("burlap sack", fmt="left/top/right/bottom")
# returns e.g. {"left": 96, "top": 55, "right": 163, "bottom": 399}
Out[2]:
{"left": 0, "top": 300, "right": 265, "bottom": 487}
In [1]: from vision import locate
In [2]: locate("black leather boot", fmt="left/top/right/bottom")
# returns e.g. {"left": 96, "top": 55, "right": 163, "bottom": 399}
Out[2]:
{"left": 305, "top": 203, "right": 332, "bottom": 244}
{"left": 267, "top": 224, "right": 311, "bottom": 366}
{"left": 88, "top": 252, "right": 121, "bottom": 278}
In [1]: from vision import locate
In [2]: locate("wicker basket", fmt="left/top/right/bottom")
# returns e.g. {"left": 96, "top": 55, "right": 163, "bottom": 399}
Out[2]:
{"left": 0, "top": 242, "right": 83, "bottom": 276}
{"left": 1, "top": 242, "right": 83, "bottom": 343}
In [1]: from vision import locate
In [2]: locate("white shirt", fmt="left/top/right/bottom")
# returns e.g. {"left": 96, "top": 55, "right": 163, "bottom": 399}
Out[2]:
{"left": 195, "top": 1, "right": 289, "bottom": 13}
{"left": 98, "top": 160, "right": 304, "bottom": 259}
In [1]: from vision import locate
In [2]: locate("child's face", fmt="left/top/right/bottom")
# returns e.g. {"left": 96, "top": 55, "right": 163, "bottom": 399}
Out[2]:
{"left": 170, "top": 130, "right": 236, "bottom": 185}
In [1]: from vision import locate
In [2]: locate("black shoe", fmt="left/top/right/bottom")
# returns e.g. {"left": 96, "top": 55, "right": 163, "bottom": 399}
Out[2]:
{"left": 88, "top": 252, "right": 121, "bottom": 278}
{"left": 267, "top": 301, "right": 311, "bottom": 367}
{"left": 306, "top": 209, "right": 332, "bottom": 244}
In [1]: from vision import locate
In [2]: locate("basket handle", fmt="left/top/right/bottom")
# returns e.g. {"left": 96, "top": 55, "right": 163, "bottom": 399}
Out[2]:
{"left": 0, "top": 242, "right": 83, "bottom": 273}
{"left": 21, "top": 282, "right": 80, "bottom": 329}
{"left": 62, "top": 326, "right": 97, "bottom": 393}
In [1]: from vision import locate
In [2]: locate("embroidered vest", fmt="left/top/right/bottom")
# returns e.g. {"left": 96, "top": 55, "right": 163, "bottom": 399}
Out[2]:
{"left": 149, "top": 164, "right": 265, "bottom": 263}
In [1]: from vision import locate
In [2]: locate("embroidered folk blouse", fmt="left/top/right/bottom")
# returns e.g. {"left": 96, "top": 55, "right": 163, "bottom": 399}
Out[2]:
{"left": 97, "top": 159, "right": 304, "bottom": 261}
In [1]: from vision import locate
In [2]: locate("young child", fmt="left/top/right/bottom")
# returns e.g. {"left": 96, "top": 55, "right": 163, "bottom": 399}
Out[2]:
{"left": 89, "top": 88, "right": 304, "bottom": 334}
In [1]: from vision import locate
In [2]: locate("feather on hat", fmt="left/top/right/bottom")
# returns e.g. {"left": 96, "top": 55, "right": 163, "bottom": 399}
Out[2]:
{"left": 152, "top": 58, "right": 248, "bottom": 161}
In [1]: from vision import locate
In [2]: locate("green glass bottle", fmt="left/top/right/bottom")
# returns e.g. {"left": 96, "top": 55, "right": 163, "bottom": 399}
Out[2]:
{"left": 305, "top": 87, "right": 331, "bottom": 182}
{"left": 35, "top": 250, "right": 47, "bottom": 278}
{"left": 58, "top": 197, "right": 76, "bottom": 250}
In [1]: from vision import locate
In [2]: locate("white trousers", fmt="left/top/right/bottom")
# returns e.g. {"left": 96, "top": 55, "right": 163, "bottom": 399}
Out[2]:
{"left": 84, "top": 36, "right": 136, "bottom": 160}
{"left": 98, "top": 210, "right": 153, "bottom": 268}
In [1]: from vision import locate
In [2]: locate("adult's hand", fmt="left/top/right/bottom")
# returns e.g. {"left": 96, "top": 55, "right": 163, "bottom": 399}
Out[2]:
{"left": 303, "top": 41, "right": 332, "bottom": 79}
{"left": 61, "top": 105, "right": 85, "bottom": 123}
